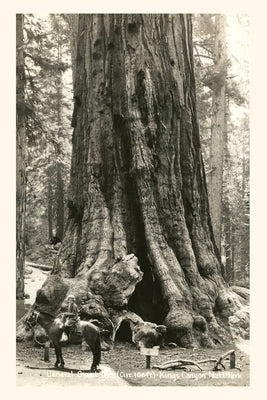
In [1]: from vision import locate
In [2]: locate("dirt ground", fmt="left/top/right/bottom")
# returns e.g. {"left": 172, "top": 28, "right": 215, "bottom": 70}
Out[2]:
{"left": 104, "top": 341, "right": 249, "bottom": 386}
{"left": 16, "top": 340, "right": 249, "bottom": 386}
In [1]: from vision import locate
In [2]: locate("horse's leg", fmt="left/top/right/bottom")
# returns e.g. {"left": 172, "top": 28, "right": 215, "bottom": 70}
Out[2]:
{"left": 54, "top": 344, "right": 60, "bottom": 368}
{"left": 58, "top": 344, "right": 65, "bottom": 368}
{"left": 84, "top": 328, "right": 101, "bottom": 371}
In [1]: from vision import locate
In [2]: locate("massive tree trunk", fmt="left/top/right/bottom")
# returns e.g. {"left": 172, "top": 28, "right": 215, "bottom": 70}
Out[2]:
{"left": 16, "top": 14, "right": 26, "bottom": 299}
{"left": 208, "top": 15, "right": 227, "bottom": 251}
{"left": 18, "top": 14, "right": 248, "bottom": 347}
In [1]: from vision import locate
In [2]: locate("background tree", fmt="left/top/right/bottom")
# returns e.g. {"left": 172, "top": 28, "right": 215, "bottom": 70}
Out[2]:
{"left": 222, "top": 15, "right": 249, "bottom": 286}
{"left": 193, "top": 14, "right": 249, "bottom": 286}
{"left": 16, "top": 14, "right": 26, "bottom": 299}
{"left": 51, "top": 14, "right": 66, "bottom": 241}
{"left": 17, "top": 14, "right": 249, "bottom": 348}
{"left": 62, "top": 14, "right": 79, "bottom": 84}
{"left": 209, "top": 14, "right": 227, "bottom": 251}
{"left": 23, "top": 14, "right": 72, "bottom": 261}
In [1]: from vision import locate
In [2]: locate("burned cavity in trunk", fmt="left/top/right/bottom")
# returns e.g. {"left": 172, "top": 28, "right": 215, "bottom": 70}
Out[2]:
{"left": 115, "top": 320, "right": 133, "bottom": 343}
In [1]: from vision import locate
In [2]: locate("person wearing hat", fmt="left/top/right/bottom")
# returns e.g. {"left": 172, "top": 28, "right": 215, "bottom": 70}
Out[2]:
{"left": 59, "top": 295, "right": 79, "bottom": 342}
{"left": 66, "top": 294, "right": 79, "bottom": 315}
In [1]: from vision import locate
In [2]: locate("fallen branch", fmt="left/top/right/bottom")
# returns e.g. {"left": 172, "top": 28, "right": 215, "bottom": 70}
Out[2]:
{"left": 26, "top": 261, "right": 53, "bottom": 271}
{"left": 153, "top": 364, "right": 187, "bottom": 371}
{"left": 213, "top": 349, "right": 236, "bottom": 371}
{"left": 153, "top": 350, "right": 239, "bottom": 373}
{"left": 198, "top": 359, "right": 217, "bottom": 364}
{"left": 153, "top": 359, "right": 202, "bottom": 371}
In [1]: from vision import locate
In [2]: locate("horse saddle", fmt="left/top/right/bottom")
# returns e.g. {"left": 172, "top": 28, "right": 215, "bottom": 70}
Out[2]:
{"left": 65, "top": 318, "right": 82, "bottom": 335}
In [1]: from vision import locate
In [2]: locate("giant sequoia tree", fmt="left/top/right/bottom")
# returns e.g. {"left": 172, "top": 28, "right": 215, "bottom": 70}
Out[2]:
{"left": 18, "top": 14, "right": 248, "bottom": 348}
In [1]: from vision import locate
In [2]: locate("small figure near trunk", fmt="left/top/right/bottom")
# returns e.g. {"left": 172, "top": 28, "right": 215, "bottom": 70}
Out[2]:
{"left": 50, "top": 236, "right": 61, "bottom": 246}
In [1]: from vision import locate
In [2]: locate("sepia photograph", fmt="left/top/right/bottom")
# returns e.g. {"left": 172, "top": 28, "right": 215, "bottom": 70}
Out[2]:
{"left": 14, "top": 8, "right": 251, "bottom": 388}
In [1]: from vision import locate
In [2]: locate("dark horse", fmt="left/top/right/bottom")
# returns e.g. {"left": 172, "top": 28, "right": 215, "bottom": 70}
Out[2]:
{"left": 26, "top": 310, "right": 101, "bottom": 371}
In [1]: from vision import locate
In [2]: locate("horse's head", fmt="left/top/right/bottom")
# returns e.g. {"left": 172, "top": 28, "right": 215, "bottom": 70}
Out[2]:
{"left": 25, "top": 310, "right": 40, "bottom": 331}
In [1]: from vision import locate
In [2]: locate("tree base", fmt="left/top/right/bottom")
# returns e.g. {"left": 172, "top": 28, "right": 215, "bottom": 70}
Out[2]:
{"left": 16, "top": 256, "right": 249, "bottom": 348}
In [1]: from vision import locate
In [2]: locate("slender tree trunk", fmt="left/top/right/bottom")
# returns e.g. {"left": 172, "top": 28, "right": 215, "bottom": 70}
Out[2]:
{"left": 55, "top": 22, "right": 65, "bottom": 241}
{"left": 16, "top": 14, "right": 26, "bottom": 299}
{"left": 55, "top": 162, "right": 64, "bottom": 240}
{"left": 18, "top": 14, "right": 248, "bottom": 347}
{"left": 240, "top": 130, "right": 249, "bottom": 282}
{"left": 231, "top": 223, "right": 236, "bottom": 284}
{"left": 209, "top": 15, "right": 227, "bottom": 252}
{"left": 64, "top": 14, "right": 79, "bottom": 84}
{"left": 47, "top": 177, "right": 53, "bottom": 240}
{"left": 64, "top": 14, "right": 79, "bottom": 128}
{"left": 225, "top": 214, "right": 232, "bottom": 283}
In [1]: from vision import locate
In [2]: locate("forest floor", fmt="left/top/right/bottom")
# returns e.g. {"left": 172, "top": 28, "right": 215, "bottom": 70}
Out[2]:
{"left": 16, "top": 340, "right": 249, "bottom": 386}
